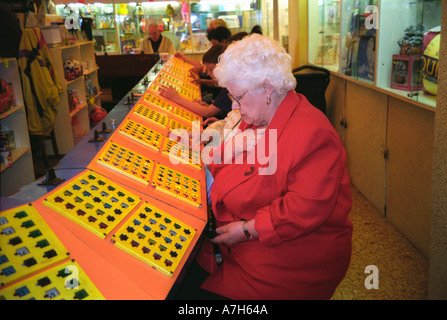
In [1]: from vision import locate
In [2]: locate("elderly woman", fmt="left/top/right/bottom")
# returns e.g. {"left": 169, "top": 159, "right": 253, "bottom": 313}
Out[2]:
{"left": 175, "top": 34, "right": 352, "bottom": 300}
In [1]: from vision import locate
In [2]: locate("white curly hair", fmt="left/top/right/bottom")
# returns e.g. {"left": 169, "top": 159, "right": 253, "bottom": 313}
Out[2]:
{"left": 213, "top": 34, "right": 296, "bottom": 95}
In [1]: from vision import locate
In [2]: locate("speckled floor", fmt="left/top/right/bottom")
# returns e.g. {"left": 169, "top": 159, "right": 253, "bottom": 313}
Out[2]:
{"left": 331, "top": 187, "right": 429, "bottom": 300}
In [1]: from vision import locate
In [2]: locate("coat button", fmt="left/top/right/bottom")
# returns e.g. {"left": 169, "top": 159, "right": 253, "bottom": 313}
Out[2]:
{"left": 244, "top": 166, "right": 255, "bottom": 176}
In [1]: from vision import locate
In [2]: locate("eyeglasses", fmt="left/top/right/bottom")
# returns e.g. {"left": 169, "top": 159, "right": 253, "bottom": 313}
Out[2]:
{"left": 227, "top": 90, "right": 248, "bottom": 107}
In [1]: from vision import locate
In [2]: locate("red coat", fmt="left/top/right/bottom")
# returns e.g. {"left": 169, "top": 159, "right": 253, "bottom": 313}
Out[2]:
{"left": 197, "top": 91, "right": 353, "bottom": 300}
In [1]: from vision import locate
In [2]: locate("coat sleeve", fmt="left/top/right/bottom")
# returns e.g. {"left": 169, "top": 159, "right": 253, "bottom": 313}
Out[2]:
{"left": 163, "top": 37, "right": 176, "bottom": 55}
{"left": 254, "top": 125, "right": 350, "bottom": 247}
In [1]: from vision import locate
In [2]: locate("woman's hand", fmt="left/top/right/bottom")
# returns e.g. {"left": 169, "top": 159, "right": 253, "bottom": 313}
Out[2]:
{"left": 189, "top": 65, "right": 204, "bottom": 76}
{"left": 211, "top": 221, "right": 247, "bottom": 247}
{"left": 203, "top": 117, "right": 219, "bottom": 126}
{"left": 174, "top": 52, "right": 186, "bottom": 61}
{"left": 159, "top": 85, "right": 181, "bottom": 102}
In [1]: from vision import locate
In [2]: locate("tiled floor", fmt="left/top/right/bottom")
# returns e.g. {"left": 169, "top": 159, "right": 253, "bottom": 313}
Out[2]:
{"left": 332, "top": 187, "right": 429, "bottom": 300}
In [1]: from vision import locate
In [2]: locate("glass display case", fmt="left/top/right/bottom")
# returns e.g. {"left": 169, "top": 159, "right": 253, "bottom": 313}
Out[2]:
{"left": 55, "top": 1, "right": 269, "bottom": 55}
{"left": 308, "top": 0, "right": 442, "bottom": 108}
{"left": 91, "top": 3, "right": 117, "bottom": 53}
{"left": 340, "top": 0, "right": 377, "bottom": 84}
{"left": 189, "top": 0, "right": 262, "bottom": 52}
{"left": 376, "top": 0, "right": 441, "bottom": 106}
{"left": 261, "top": 0, "right": 289, "bottom": 51}
{"left": 55, "top": 3, "right": 119, "bottom": 54}
{"left": 308, "top": 0, "right": 341, "bottom": 72}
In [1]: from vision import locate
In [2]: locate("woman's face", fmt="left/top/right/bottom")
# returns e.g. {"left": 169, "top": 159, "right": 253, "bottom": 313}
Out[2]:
{"left": 204, "top": 62, "right": 216, "bottom": 79}
{"left": 226, "top": 85, "right": 270, "bottom": 126}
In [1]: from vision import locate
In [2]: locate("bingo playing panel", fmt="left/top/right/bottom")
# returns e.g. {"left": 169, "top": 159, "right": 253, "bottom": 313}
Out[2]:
{"left": 96, "top": 140, "right": 156, "bottom": 185}
{"left": 0, "top": 260, "right": 104, "bottom": 300}
{"left": 162, "top": 65, "right": 195, "bottom": 83}
{"left": 158, "top": 72, "right": 200, "bottom": 93}
{"left": 172, "top": 106, "right": 201, "bottom": 123}
{"left": 0, "top": 204, "right": 70, "bottom": 286}
{"left": 151, "top": 163, "right": 202, "bottom": 208}
{"left": 153, "top": 77, "right": 200, "bottom": 100}
{"left": 119, "top": 118, "right": 164, "bottom": 152}
{"left": 133, "top": 103, "right": 169, "bottom": 128}
{"left": 142, "top": 92, "right": 173, "bottom": 114}
{"left": 149, "top": 82, "right": 200, "bottom": 102}
{"left": 169, "top": 118, "right": 192, "bottom": 133}
{"left": 112, "top": 202, "right": 196, "bottom": 277}
{"left": 43, "top": 170, "right": 141, "bottom": 239}
{"left": 162, "top": 138, "right": 201, "bottom": 170}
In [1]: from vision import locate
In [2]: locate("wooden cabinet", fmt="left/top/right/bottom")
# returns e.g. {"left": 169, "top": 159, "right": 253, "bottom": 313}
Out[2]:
{"left": 48, "top": 41, "right": 101, "bottom": 155}
{"left": 326, "top": 75, "right": 434, "bottom": 258}
{"left": 0, "top": 58, "right": 35, "bottom": 196}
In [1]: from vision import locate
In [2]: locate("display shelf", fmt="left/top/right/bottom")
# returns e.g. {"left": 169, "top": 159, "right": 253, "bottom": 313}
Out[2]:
{"left": 308, "top": 0, "right": 442, "bottom": 110}
{"left": 48, "top": 41, "right": 101, "bottom": 155}
{"left": 1, "top": 104, "right": 24, "bottom": 119}
{"left": 0, "top": 147, "right": 30, "bottom": 173}
{"left": 0, "top": 58, "right": 35, "bottom": 197}
{"left": 334, "top": 70, "right": 436, "bottom": 113}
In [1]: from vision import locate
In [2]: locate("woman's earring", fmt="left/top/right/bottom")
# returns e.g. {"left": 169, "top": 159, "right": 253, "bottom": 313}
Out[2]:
{"left": 265, "top": 96, "right": 271, "bottom": 105}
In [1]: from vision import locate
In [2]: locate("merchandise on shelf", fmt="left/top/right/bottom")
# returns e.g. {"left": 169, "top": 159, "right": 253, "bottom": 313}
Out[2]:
{"left": 0, "top": 129, "right": 10, "bottom": 151}
{"left": 67, "top": 89, "right": 80, "bottom": 112}
{"left": 0, "top": 80, "right": 15, "bottom": 113}
{"left": 397, "top": 24, "right": 427, "bottom": 56}
{"left": 422, "top": 31, "right": 440, "bottom": 95}
{"left": 357, "top": 28, "right": 375, "bottom": 81}
{"left": 84, "top": 75, "right": 98, "bottom": 104}
{"left": 0, "top": 129, "right": 11, "bottom": 165}
{"left": 63, "top": 58, "right": 83, "bottom": 81}
{"left": 391, "top": 55, "right": 423, "bottom": 91}
{"left": 89, "top": 103, "right": 107, "bottom": 126}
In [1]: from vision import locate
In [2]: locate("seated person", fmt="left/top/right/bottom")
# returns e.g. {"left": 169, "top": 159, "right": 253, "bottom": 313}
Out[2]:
{"left": 159, "top": 44, "right": 232, "bottom": 120}
{"left": 140, "top": 23, "right": 176, "bottom": 55}
{"left": 206, "top": 26, "right": 231, "bottom": 46}
{"left": 174, "top": 33, "right": 353, "bottom": 300}
{"left": 174, "top": 25, "right": 232, "bottom": 98}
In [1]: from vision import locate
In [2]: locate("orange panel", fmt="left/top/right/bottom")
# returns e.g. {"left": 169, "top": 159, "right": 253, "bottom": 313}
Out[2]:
{"left": 32, "top": 169, "right": 206, "bottom": 300}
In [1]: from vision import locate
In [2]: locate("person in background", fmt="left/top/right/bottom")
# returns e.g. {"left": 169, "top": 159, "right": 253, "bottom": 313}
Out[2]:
{"left": 174, "top": 34, "right": 353, "bottom": 300}
{"left": 206, "top": 26, "right": 231, "bottom": 46}
{"left": 159, "top": 44, "right": 232, "bottom": 120}
{"left": 208, "top": 18, "right": 227, "bottom": 30}
{"left": 176, "top": 25, "right": 263, "bottom": 103}
{"left": 173, "top": 19, "right": 230, "bottom": 71}
{"left": 140, "top": 22, "right": 176, "bottom": 55}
